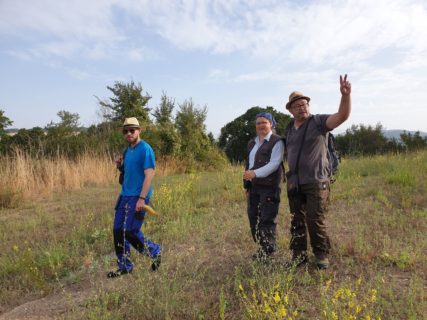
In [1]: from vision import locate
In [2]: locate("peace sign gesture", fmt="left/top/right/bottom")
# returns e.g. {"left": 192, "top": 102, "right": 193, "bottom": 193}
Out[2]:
{"left": 340, "top": 74, "right": 351, "bottom": 96}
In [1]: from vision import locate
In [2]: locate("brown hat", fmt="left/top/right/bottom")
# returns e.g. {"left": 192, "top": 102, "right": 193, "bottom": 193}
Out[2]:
{"left": 286, "top": 91, "right": 311, "bottom": 109}
{"left": 123, "top": 117, "right": 140, "bottom": 128}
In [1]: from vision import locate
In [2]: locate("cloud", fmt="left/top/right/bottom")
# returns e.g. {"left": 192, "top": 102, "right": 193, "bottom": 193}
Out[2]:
{"left": 0, "top": 0, "right": 120, "bottom": 41}
{"left": 2, "top": 0, "right": 427, "bottom": 67}
{"left": 113, "top": 0, "right": 427, "bottom": 65}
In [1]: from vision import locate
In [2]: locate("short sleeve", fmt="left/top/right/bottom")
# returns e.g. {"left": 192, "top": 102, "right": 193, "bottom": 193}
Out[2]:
{"left": 143, "top": 144, "right": 156, "bottom": 169}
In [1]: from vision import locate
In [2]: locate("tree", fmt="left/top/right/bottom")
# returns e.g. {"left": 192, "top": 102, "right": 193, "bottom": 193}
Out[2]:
{"left": 152, "top": 92, "right": 175, "bottom": 125}
{"left": 96, "top": 80, "right": 152, "bottom": 125}
{"left": 9, "top": 127, "right": 46, "bottom": 156}
{"left": 150, "top": 92, "right": 181, "bottom": 156}
{"left": 400, "top": 131, "right": 427, "bottom": 151}
{"left": 175, "top": 98, "right": 209, "bottom": 156}
{"left": 46, "top": 110, "right": 80, "bottom": 137}
{"left": 0, "top": 109, "right": 13, "bottom": 134}
{"left": 0, "top": 109, "right": 13, "bottom": 154}
{"left": 218, "top": 106, "right": 290, "bottom": 163}
{"left": 44, "top": 110, "right": 84, "bottom": 157}
{"left": 335, "top": 123, "right": 388, "bottom": 156}
{"left": 173, "top": 98, "right": 226, "bottom": 168}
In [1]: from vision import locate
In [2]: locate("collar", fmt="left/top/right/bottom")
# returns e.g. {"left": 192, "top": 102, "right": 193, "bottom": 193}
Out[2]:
{"left": 255, "top": 131, "right": 273, "bottom": 144}
{"left": 129, "top": 139, "right": 142, "bottom": 149}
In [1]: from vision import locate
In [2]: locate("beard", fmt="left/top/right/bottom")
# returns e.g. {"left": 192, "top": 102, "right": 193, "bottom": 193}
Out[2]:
{"left": 127, "top": 134, "right": 139, "bottom": 144}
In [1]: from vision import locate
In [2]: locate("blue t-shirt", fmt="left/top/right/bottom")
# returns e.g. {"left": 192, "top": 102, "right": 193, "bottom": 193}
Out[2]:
{"left": 120, "top": 140, "right": 156, "bottom": 197}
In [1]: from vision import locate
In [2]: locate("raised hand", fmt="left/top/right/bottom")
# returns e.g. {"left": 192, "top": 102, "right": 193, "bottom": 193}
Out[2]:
{"left": 340, "top": 74, "right": 351, "bottom": 96}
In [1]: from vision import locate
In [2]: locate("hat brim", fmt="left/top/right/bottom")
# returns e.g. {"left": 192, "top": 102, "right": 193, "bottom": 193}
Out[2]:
{"left": 123, "top": 124, "right": 140, "bottom": 128}
{"left": 286, "top": 96, "right": 310, "bottom": 109}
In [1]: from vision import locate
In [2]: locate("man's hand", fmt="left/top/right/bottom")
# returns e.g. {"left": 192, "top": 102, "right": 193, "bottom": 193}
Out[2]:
{"left": 340, "top": 74, "right": 351, "bottom": 96}
{"left": 136, "top": 199, "right": 145, "bottom": 212}
{"left": 243, "top": 170, "right": 256, "bottom": 180}
{"left": 114, "top": 155, "right": 123, "bottom": 169}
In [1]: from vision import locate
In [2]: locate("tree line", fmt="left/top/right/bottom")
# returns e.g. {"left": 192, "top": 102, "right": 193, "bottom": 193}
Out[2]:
{"left": 1, "top": 80, "right": 426, "bottom": 166}
{"left": 217, "top": 107, "right": 427, "bottom": 162}
{"left": 0, "top": 81, "right": 226, "bottom": 170}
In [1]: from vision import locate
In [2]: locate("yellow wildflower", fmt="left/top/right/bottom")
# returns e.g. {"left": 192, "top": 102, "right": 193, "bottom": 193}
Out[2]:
{"left": 273, "top": 291, "right": 281, "bottom": 303}
{"left": 278, "top": 305, "right": 287, "bottom": 317}
{"left": 332, "top": 311, "right": 338, "bottom": 320}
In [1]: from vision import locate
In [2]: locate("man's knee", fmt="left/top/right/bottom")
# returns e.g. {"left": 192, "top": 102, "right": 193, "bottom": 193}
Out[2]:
{"left": 125, "top": 230, "right": 144, "bottom": 250}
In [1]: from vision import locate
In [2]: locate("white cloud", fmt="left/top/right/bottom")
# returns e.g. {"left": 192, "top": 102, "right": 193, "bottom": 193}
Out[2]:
{"left": 0, "top": 0, "right": 120, "bottom": 41}
{"left": 3, "top": 0, "right": 427, "bottom": 67}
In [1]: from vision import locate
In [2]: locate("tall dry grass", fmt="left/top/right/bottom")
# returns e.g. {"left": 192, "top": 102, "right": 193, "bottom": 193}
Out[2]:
{"left": 0, "top": 150, "right": 116, "bottom": 208}
{"left": 0, "top": 150, "right": 209, "bottom": 208}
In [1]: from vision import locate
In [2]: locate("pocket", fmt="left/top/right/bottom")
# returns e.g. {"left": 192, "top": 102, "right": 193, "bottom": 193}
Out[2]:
{"left": 262, "top": 189, "right": 280, "bottom": 204}
{"left": 134, "top": 211, "right": 145, "bottom": 221}
{"left": 316, "top": 182, "right": 330, "bottom": 212}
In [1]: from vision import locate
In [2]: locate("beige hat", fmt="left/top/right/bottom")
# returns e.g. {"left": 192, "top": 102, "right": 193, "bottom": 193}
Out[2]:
{"left": 286, "top": 91, "right": 311, "bottom": 109}
{"left": 123, "top": 117, "right": 140, "bottom": 128}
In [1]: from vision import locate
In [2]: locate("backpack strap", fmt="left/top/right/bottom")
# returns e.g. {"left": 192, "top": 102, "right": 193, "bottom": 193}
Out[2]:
{"left": 122, "top": 147, "right": 127, "bottom": 163}
{"left": 283, "top": 119, "right": 294, "bottom": 145}
{"left": 118, "top": 147, "right": 128, "bottom": 173}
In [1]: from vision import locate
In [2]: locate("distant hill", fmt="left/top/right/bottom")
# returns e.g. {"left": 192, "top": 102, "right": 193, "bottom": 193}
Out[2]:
{"left": 383, "top": 130, "right": 427, "bottom": 140}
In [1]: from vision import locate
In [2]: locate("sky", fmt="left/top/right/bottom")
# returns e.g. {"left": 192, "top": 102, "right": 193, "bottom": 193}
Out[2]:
{"left": 1, "top": 0, "right": 427, "bottom": 137}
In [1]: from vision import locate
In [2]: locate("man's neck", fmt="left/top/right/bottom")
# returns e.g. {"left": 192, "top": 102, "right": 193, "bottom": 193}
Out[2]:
{"left": 130, "top": 138, "right": 141, "bottom": 148}
{"left": 294, "top": 115, "right": 311, "bottom": 128}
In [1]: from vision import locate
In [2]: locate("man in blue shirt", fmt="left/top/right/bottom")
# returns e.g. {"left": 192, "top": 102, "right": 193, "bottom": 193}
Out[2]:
{"left": 107, "top": 117, "right": 161, "bottom": 278}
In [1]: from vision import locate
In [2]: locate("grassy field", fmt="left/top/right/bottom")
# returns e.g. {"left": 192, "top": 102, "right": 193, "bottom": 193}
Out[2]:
{"left": 0, "top": 151, "right": 426, "bottom": 319}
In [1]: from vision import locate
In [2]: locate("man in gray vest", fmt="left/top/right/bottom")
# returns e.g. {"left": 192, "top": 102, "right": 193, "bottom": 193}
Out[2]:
{"left": 284, "top": 74, "right": 351, "bottom": 269}
{"left": 243, "top": 112, "right": 284, "bottom": 262}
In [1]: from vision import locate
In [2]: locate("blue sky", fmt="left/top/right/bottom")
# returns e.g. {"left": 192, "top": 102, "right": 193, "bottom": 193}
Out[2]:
{"left": 1, "top": 0, "right": 427, "bottom": 137}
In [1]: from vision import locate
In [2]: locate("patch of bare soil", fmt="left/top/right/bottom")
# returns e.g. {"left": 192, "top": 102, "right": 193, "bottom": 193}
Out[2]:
{"left": 0, "top": 271, "right": 116, "bottom": 320}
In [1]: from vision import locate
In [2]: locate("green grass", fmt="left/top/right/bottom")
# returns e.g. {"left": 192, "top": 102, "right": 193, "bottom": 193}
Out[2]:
{"left": 0, "top": 152, "right": 426, "bottom": 319}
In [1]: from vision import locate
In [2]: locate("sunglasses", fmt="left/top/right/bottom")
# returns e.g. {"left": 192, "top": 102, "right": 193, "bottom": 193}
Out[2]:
{"left": 123, "top": 128, "right": 137, "bottom": 135}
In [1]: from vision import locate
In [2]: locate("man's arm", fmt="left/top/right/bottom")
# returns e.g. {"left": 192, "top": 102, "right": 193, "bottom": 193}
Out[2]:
{"left": 136, "top": 168, "right": 154, "bottom": 211}
{"left": 326, "top": 74, "right": 352, "bottom": 130}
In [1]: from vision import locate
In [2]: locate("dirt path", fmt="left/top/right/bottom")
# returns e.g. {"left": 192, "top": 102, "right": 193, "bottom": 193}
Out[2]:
{"left": 0, "top": 272, "right": 117, "bottom": 320}
{"left": 0, "top": 290, "right": 90, "bottom": 320}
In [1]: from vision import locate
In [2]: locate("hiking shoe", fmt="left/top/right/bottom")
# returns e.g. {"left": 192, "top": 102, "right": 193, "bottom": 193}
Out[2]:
{"left": 107, "top": 269, "right": 131, "bottom": 278}
{"left": 151, "top": 254, "right": 162, "bottom": 271}
{"left": 316, "top": 258, "right": 329, "bottom": 270}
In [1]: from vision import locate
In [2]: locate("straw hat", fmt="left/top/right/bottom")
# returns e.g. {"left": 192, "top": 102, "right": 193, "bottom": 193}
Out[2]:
{"left": 286, "top": 91, "right": 311, "bottom": 109}
{"left": 123, "top": 117, "right": 140, "bottom": 128}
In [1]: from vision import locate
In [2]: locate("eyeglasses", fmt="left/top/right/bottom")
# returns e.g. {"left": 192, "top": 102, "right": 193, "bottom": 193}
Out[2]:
{"left": 290, "top": 102, "right": 309, "bottom": 110}
{"left": 123, "top": 128, "right": 137, "bottom": 135}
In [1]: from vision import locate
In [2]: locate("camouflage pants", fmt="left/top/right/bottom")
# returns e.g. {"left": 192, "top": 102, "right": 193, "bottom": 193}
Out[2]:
{"left": 247, "top": 187, "right": 281, "bottom": 255}
{"left": 287, "top": 181, "right": 331, "bottom": 259}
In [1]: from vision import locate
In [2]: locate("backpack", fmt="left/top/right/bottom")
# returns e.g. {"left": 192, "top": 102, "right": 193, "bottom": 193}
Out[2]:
{"left": 284, "top": 115, "right": 340, "bottom": 182}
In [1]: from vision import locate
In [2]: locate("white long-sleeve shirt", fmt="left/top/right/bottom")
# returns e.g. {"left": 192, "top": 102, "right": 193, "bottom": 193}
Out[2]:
{"left": 248, "top": 131, "right": 284, "bottom": 178}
